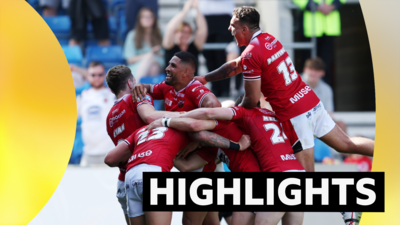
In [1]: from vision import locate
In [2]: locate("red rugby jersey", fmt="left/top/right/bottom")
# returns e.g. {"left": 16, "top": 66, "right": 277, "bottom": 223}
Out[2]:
{"left": 241, "top": 31, "right": 320, "bottom": 121}
{"left": 106, "top": 94, "right": 154, "bottom": 181}
{"left": 125, "top": 126, "right": 190, "bottom": 172}
{"left": 230, "top": 106, "right": 304, "bottom": 172}
{"left": 196, "top": 120, "right": 261, "bottom": 172}
{"left": 150, "top": 79, "right": 214, "bottom": 111}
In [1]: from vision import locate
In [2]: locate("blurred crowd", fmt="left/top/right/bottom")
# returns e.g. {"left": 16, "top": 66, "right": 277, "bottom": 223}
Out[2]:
{"left": 27, "top": 0, "right": 371, "bottom": 172}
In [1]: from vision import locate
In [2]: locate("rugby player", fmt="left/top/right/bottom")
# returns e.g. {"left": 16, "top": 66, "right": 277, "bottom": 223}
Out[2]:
{"left": 104, "top": 125, "right": 251, "bottom": 225}
{"left": 147, "top": 97, "right": 306, "bottom": 225}
{"left": 194, "top": 6, "right": 374, "bottom": 174}
{"left": 132, "top": 51, "right": 222, "bottom": 225}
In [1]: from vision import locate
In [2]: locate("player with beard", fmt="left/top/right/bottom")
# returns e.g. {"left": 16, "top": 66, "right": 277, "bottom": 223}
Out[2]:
{"left": 104, "top": 125, "right": 251, "bottom": 225}
{"left": 132, "top": 51, "right": 222, "bottom": 225}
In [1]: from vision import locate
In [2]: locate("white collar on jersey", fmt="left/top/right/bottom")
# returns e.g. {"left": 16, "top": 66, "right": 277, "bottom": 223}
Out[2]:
{"left": 250, "top": 30, "right": 262, "bottom": 42}
{"left": 114, "top": 94, "right": 129, "bottom": 105}
{"left": 174, "top": 79, "right": 196, "bottom": 94}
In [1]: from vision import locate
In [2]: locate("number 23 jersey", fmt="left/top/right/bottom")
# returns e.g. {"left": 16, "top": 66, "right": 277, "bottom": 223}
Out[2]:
{"left": 241, "top": 31, "right": 320, "bottom": 122}
{"left": 124, "top": 126, "right": 190, "bottom": 172}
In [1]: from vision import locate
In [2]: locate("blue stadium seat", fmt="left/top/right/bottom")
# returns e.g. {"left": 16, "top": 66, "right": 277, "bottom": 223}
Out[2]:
{"left": 85, "top": 45, "right": 125, "bottom": 69}
{"left": 314, "top": 138, "right": 332, "bottom": 162}
{"left": 111, "top": 0, "right": 126, "bottom": 13}
{"left": 58, "top": 39, "right": 69, "bottom": 46}
{"left": 44, "top": 16, "right": 71, "bottom": 39}
{"left": 62, "top": 46, "right": 83, "bottom": 66}
{"left": 140, "top": 74, "right": 166, "bottom": 110}
{"left": 87, "top": 16, "right": 118, "bottom": 41}
{"left": 28, "top": 0, "right": 40, "bottom": 9}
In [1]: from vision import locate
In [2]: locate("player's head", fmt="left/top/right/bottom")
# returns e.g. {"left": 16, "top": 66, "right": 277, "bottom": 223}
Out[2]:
{"left": 87, "top": 61, "right": 106, "bottom": 89}
{"left": 230, "top": 6, "right": 260, "bottom": 46}
{"left": 235, "top": 94, "right": 261, "bottom": 107}
{"left": 165, "top": 51, "right": 197, "bottom": 86}
{"left": 303, "top": 57, "right": 325, "bottom": 84}
{"left": 106, "top": 65, "right": 135, "bottom": 96}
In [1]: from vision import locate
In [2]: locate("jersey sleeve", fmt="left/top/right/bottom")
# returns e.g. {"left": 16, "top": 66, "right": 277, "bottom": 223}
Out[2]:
{"left": 136, "top": 94, "right": 155, "bottom": 109}
{"left": 150, "top": 81, "right": 167, "bottom": 100}
{"left": 229, "top": 106, "right": 246, "bottom": 121}
{"left": 188, "top": 83, "right": 214, "bottom": 108}
{"left": 241, "top": 45, "right": 263, "bottom": 81}
{"left": 124, "top": 132, "right": 136, "bottom": 153}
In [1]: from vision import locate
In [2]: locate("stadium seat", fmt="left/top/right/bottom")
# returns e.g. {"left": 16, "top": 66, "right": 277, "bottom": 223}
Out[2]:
{"left": 111, "top": 0, "right": 126, "bottom": 13}
{"left": 62, "top": 46, "right": 83, "bottom": 66}
{"left": 27, "top": 0, "right": 40, "bottom": 9}
{"left": 85, "top": 45, "right": 125, "bottom": 69}
{"left": 314, "top": 138, "right": 332, "bottom": 162}
{"left": 43, "top": 16, "right": 71, "bottom": 39}
{"left": 87, "top": 16, "right": 118, "bottom": 41}
{"left": 140, "top": 74, "right": 166, "bottom": 110}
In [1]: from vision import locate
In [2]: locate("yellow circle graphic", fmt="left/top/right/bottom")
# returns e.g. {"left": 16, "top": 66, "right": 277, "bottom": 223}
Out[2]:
{"left": 0, "top": 1, "right": 76, "bottom": 224}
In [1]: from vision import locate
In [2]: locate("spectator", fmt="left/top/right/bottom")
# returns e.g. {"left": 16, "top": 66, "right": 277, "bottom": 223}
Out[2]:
{"left": 199, "top": 0, "right": 235, "bottom": 97}
{"left": 123, "top": 7, "right": 164, "bottom": 80}
{"left": 163, "top": 0, "right": 207, "bottom": 76}
{"left": 40, "top": 0, "right": 70, "bottom": 16}
{"left": 293, "top": 0, "right": 346, "bottom": 86}
{"left": 68, "top": 0, "right": 111, "bottom": 46}
{"left": 125, "top": 0, "right": 158, "bottom": 32}
{"left": 301, "top": 57, "right": 334, "bottom": 113}
{"left": 343, "top": 154, "right": 372, "bottom": 172}
{"left": 76, "top": 61, "right": 115, "bottom": 166}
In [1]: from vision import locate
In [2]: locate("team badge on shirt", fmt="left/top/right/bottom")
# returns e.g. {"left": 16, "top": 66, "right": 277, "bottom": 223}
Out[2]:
{"left": 178, "top": 99, "right": 185, "bottom": 108}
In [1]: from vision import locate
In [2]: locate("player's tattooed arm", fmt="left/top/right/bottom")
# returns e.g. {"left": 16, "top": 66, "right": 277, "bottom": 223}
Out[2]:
{"left": 189, "top": 131, "right": 251, "bottom": 151}
{"left": 204, "top": 57, "right": 242, "bottom": 82}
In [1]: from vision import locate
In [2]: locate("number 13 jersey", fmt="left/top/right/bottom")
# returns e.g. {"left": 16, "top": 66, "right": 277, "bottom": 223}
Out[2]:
{"left": 241, "top": 31, "right": 320, "bottom": 122}
{"left": 124, "top": 126, "right": 190, "bottom": 172}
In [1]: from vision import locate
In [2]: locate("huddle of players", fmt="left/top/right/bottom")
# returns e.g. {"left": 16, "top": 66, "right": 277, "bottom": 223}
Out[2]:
{"left": 104, "top": 6, "right": 374, "bottom": 225}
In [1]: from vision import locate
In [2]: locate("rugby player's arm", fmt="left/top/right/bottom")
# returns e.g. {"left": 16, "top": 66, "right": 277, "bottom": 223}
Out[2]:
{"left": 196, "top": 57, "right": 242, "bottom": 84}
{"left": 240, "top": 79, "right": 261, "bottom": 109}
{"left": 104, "top": 142, "right": 132, "bottom": 167}
{"left": 179, "top": 107, "right": 234, "bottom": 120}
{"left": 174, "top": 153, "right": 208, "bottom": 172}
{"left": 138, "top": 104, "right": 180, "bottom": 124}
{"left": 200, "top": 94, "right": 222, "bottom": 108}
{"left": 189, "top": 131, "right": 250, "bottom": 151}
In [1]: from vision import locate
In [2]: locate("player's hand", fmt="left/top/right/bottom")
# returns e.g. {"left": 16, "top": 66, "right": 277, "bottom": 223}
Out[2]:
{"left": 131, "top": 83, "right": 147, "bottom": 102}
{"left": 238, "top": 134, "right": 251, "bottom": 151}
{"left": 194, "top": 75, "right": 208, "bottom": 85}
{"left": 146, "top": 118, "right": 163, "bottom": 130}
{"left": 177, "top": 141, "right": 200, "bottom": 158}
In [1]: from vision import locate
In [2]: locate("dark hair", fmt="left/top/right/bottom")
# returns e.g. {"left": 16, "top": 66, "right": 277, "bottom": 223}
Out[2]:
{"left": 134, "top": 7, "right": 162, "bottom": 49}
{"left": 106, "top": 65, "right": 133, "bottom": 95}
{"left": 304, "top": 57, "right": 325, "bottom": 71}
{"left": 174, "top": 51, "right": 197, "bottom": 72}
{"left": 88, "top": 61, "right": 105, "bottom": 69}
{"left": 232, "top": 6, "right": 260, "bottom": 30}
{"left": 235, "top": 94, "right": 260, "bottom": 107}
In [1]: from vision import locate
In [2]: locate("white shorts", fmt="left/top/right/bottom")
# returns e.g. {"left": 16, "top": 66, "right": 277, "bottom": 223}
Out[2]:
{"left": 125, "top": 163, "right": 162, "bottom": 218}
{"left": 116, "top": 180, "right": 128, "bottom": 215}
{"left": 289, "top": 101, "right": 336, "bottom": 150}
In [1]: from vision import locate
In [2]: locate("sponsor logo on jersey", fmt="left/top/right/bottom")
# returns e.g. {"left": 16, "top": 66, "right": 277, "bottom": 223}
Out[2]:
{"left": 267, "top": 48, "right": 286, "bottom": 65}
{"left": 176, "top": 92, "right": 185, "bottom": 98}
{"left": 280, "top": 154, "right": 296, "bottom": 161}
{"left": 165, "top": 98, "right": 173, "bottom": 106}
{"left": 192, "top": 86, "right": 202, "bottom": 92}
{"left": 242, "top": 69, "right": 254, "bottom": 74}
{"left": 313, "top": 103, "right": 321, "bottom": 112}
{"left": 178, "top": 99, "right": 185, "bottom": 108}
{"left": 243, "top": 53, "right": 252, "bottom": 59}
{"left": 306, "top": 112, "right": 312, "bottom": 119}
{"left": 109, "top": 109, "right": 126, "bottom": 127}
{"left": 144, "top": 94, "right": 152, "bottom": 102}
{"left": 265, "top": 39, "right": 278, "bottom": 50}
{"left": 112, "top": 108, "right": 119, "bottom": 115}
{"left": 289, "top": 86, "right": 312, "bottom": 104}
{"left": 263, "top": 116, "right": 278, "bottom": 122}
{"left": 128, "top": 150, "right": 153, "bottom": 163}
{"left": 243, "top": 64, "right": 247, "bottom": 70}
{"left": 113, "top": 123, "right": 125, "bottom": 138}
